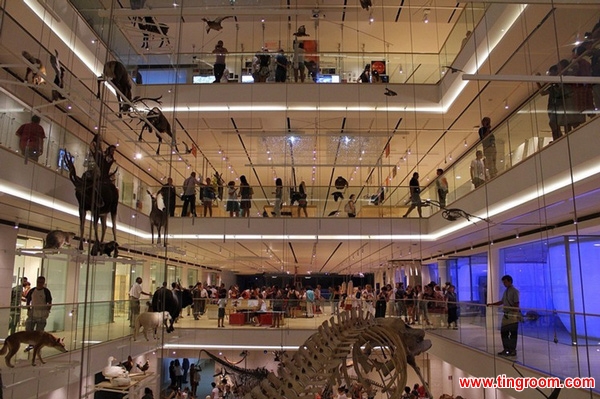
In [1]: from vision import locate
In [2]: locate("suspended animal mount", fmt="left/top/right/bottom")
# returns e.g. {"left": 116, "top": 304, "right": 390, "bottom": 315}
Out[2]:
{"left": 384, "top": 88, "right": 397, "bottom": 96}
{"left": 202, "top": 16, "right": 233, "bottom": 33}
{"left": 49, "top": 49, "right": 65, "bottom": 101}
{"left": 138, "top": 16, "right": 170, "bottom": 49}
{"left": 22, "top": 51, "right": 46, "bottom": 85}
{"left": 147, "top": 190, "right": 167, "bottom": 245}
{"left": 119, "top": 356, "right": 134, "bottom": 372}
{"left": 137, "top": 360, "right": 150, "bottom": 374}
{"left": 425, "top": 200, "right": 490, "bottom": 223}
{"left": 91, "top": 240, "right": 119, "bottom": 258}
{"left": 43, "top": 230, "right": 75, "bottom": 249}
{"left": 360, "top": 0, "right": 373, "bottom": 10}
{"left": 138, "top": 107, "right": 179, "bottom": 155}
{"left": 150, "top": 286, "right": 180, "bottom": 333}
{"left": 97, "top": 61, "right": 133, "bottom": 118}
{"left": 64, "top": 137, "right": 119, "bottom": 250}
{"left": 200, "top": 307, "right": 433, "bottom": 399}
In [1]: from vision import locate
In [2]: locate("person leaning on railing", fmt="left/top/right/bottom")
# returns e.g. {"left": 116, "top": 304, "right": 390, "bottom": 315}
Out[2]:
{"left": 487, "top": 274, "right": 521, "bottom": 357}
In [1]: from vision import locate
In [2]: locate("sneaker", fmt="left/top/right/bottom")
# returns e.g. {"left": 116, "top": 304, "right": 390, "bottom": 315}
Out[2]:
{"left": 507, "top": 351, "right": 517, "bottom": 356}
{"left": 497, "top": 350, "right": 509, "bottom": 356}
{"left": 24, "top": 345, "right": 34, "bottom": 352}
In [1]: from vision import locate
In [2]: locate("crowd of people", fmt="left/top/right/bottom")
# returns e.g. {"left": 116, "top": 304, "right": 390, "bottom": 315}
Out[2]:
{"left": 159, "top": 280, "right": 462, "bottom": 331}
{"left": 161, "top": 358, "right": 204, "bottom": 398}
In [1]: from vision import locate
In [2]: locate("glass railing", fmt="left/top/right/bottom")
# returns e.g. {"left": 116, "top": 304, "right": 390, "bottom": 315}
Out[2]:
{"left": 4, "top": 298, "right": 597, "bottom": 393}
{"left": 424, "top": 301, "right": 600, "bottom": 390}
{"left": 67, "top": 0, "right": 485, "bottom": 85}
{"left": 2, "top": 300, "right": 134, "bottom": 353}
{"left": 420, "top": 85, "right": 600, "bottom": 211}
{"left": 145, "top": 183, "right": 441, "bottom": 219}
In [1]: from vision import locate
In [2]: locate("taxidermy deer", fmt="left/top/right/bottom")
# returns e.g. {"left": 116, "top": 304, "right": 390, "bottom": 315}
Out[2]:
{"left": 147, "top": 190, "right": 167, "bottom": 245}
{"left": 138, "top": 16, "right": 170, "bottom": 49}
{"left": 139, "top": 107, "right": 178, "bottom": 154}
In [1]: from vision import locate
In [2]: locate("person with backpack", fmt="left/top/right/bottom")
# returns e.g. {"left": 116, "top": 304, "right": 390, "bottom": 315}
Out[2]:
{"left": 24, "top": 276, "right": 53, "bottom": 351}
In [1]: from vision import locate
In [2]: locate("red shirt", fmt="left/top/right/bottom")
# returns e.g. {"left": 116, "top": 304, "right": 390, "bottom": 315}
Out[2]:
{"left": 16, "top": 122, "right": 46, "bottom": 152}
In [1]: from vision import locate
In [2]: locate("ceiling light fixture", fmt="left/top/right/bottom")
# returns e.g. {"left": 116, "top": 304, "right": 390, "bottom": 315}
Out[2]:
{"left": 504, "top": 100, "right": 509, "bottom": 109}
{"left": 423, "top": 9, "right": 430, "bottom": 24}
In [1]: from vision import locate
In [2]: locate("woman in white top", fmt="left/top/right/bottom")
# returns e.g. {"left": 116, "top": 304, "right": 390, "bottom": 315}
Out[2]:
{"left": 252, "top": 294, "right": 268, "bottom": 326}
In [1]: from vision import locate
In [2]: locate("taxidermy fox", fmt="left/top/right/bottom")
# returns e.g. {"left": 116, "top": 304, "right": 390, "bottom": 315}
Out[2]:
{"left": 0, "top": 331, "right": 67, "bottom": 367}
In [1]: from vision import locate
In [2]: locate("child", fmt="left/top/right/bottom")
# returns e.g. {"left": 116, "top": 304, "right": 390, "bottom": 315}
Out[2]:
{"left": 217, "top": 288, "right": 227, "bottom": 328}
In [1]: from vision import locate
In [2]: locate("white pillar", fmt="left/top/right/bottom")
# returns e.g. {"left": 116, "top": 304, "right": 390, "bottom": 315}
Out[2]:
{"left": 0, "top": 224, "right": 19, "bottom": 332}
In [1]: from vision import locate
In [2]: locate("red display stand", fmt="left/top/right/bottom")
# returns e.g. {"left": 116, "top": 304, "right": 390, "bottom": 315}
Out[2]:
{"left": 229, "top": 312, "right": 246, "bottom": 325}
{"left": 258, "top": 313, "right": 273, "bottom": 326}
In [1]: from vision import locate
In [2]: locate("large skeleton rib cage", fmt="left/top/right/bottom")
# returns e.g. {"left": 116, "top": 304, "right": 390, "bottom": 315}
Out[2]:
{"left": 203, "top": 307, "right": 433, "bottom": 399}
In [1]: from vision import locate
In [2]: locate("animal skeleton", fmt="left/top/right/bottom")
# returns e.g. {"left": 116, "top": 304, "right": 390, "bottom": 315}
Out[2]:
{"left": 201, "top": 307, "right": 433, "bottom": 399}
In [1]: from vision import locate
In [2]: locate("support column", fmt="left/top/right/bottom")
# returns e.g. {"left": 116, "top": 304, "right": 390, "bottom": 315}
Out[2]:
{"left": 0, "top": 224, "right": 19, "bottom": 332}
{"left": 485, "top": 245, "right": 502, "bottom": 337}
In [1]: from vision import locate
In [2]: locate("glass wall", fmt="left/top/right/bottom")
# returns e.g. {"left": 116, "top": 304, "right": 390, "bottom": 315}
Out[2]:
{"left": 498, "top": 236, "right": 600, "bottom": 345}
{"left": 447, "top": 253, "right": 488, "bottom": 306}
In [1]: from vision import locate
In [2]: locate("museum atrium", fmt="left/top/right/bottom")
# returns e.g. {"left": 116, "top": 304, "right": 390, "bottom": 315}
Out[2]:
{"left": 0, "top": 0, "right": 599, "bottom": 398}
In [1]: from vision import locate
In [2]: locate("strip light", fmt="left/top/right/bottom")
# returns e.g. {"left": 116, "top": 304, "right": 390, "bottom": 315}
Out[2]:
{"left": 4, "top": 153, "right": 599, "bottom": 244}
{"left": 23, "top": 2, "right": 526, "bottom": 114}
{"left": 163, "top": 344, "right": 298, "bottom": 351}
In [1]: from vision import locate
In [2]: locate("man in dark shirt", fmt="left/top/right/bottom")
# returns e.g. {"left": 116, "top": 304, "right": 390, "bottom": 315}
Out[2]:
{"left": 159, "top": 177, "right": 177, "bottom": 217}
{"left": 212, "top": 40, "right": 228, "bottom": 83}
{"left": 403, "top": 172, "right": 422, "bottom": 218}
{"left": 275, "top": 49, "right": 288, "bottom": 82}
{"left": 478, "top": 117, "right": 497, "bottom": 178}
{"left": 488, "top": 275, "right": 521, "bottom": 356}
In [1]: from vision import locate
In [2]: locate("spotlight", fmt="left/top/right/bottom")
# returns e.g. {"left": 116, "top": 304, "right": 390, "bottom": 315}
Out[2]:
{"left": 14, "top": 222, "right": 19, "bottom": 229}
{"left": 423, "top": 9, "right": 430, "bottom": 23}
{"left": 504, "top": 100, "right": 509, "bottom": 109}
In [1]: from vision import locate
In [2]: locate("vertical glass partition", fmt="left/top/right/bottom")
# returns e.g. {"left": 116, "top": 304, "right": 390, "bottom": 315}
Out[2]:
{"left": 500, "top": 236, "right": 600, "bottom": 345}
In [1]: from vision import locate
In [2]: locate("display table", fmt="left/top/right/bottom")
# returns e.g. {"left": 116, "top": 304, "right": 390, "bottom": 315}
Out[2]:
{"left": 258, "top": 312, "right": 273, "bottom": 326}
{"left": 229, "top": 312, "right": 246, "bottom": 325}
{"left": 94, "top": 372, "right": 155, "bottom": 399}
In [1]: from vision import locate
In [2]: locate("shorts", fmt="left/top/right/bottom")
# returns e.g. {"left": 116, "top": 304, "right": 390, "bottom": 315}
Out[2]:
{"left": 226, "top": 200, "right": 240, "bottom": 212}
{"left": 218, "top": 308, "right": 225, "bottom": 318}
